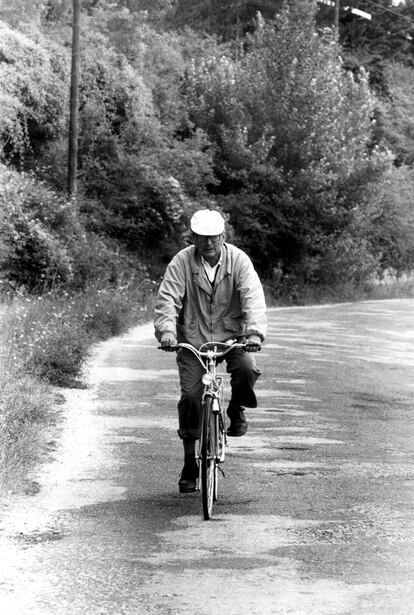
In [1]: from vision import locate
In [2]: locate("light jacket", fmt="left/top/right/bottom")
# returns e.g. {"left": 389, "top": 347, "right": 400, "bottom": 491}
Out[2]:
{"left": 154, "top": 243, "right": 267, "bottom": 348}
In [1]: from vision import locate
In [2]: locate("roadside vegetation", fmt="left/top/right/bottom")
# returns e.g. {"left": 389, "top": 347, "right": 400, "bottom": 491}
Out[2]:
{"left": 0, "top": 163, "right": 154, "bottom": 489}
{"left": 0, "top": 281, "right": 153, "bottom": 490}
{"left": 1, "top": 0, "right": 414, "bottom": 490}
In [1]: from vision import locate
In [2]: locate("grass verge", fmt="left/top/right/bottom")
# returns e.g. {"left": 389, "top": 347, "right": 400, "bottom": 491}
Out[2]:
{"left": 0, "top": 363, "right": 57, "bottom": 492}
{"left": 0, "top": 275, "right": 154, "bottom": 492}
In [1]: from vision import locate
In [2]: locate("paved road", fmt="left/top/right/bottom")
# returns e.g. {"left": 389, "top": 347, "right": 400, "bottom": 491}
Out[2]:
{"left": 1, "top": 299, "right": 414, "bottom": 614}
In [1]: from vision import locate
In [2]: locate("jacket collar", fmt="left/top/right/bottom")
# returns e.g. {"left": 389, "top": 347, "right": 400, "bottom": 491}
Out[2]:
{"left": 191, "top": 244, "right": 230, "bottom": 295}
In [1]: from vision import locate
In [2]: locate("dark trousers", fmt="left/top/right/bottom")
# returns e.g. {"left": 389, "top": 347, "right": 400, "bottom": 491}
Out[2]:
{"left": 176, "top": 347, "right": 261, "bottom": 441}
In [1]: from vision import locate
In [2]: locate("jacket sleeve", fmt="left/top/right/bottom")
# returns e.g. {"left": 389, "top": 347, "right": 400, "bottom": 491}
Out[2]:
{"left": 153, "top": 253, "right": 186, "bottom": 342}
{"left": 237, "top": 253, "right": 267, "bottom": 342}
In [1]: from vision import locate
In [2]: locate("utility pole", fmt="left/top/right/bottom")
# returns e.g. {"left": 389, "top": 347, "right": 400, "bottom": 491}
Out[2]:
{"left": 68, "top": 0, "right": 81, "bottom": 197}
{"left": 334, "top": 0, "right": 340, "bottom": 33}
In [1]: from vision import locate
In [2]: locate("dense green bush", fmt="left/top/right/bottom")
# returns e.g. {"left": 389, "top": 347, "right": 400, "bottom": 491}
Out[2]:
{"left": 0, "top": 164, "right": 145, "bottom": 292}
{"left": 366, "top": 164, "right": 414, "bottom": 273}
{"left": 0, "top": 20, "right": 68, "bottom": 163}
{"left": 381, "top": 62, "right": 414, "bottom": 167}
{"left": 0, "top": 165, "right": 76, "bottom": 290}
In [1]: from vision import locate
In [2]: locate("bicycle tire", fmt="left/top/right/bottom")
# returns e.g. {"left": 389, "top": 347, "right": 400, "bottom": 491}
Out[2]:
{"left": 214, "top": 378, "right": 225, "bottom": 502}
{"left": 213, "top": 450, "right": 219, "bottom": 502}
{"left": 201, "top": 396, "right": 216, "bottom": 520}
{"left": 214, "top": 410, "right": 225, "bottom": 501}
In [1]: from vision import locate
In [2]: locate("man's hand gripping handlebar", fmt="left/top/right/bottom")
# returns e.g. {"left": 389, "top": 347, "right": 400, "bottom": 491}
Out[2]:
{"left": 159, "top": 333, "right": 178, "bottom": 352}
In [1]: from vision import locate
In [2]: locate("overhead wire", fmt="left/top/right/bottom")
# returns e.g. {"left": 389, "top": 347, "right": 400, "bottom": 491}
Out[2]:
{"left": 358, "top": 0, "right": 414, "bottom": 25}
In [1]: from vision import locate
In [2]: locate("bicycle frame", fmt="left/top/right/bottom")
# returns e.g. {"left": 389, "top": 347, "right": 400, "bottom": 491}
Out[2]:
{"left": 175, "top": 341, "right": 240, "bottom": 458}
{"left": 181, "top": 342, "right": 245, "bottom": 515}
{"left": 199, "top": 350, "right": 225, "bottom": 465}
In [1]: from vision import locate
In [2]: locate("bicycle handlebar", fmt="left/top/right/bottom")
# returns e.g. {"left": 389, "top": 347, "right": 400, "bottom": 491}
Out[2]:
{"left": 158, "top": 340, "right": 260, "bottom": 377}
{"left": 179, "top": 341, "right": 246, "bottom": 357}
{"left": 158, "top": 340, "right": 260, "bottom": 357}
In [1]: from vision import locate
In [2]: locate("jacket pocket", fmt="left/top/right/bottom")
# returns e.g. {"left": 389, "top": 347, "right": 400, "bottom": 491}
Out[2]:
{"left": 178, "top": 320, "right": 199, "bottom": 336}
{"left": 223, "top": 317, "right": 244, "bottom": 334}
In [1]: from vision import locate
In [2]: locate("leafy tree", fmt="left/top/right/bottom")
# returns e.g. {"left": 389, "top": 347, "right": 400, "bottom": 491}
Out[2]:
{"left": 55, "top": 7, "right": 217, "bottom": 261}
{"left": 365, "top": 163, "right": 414, "bottom": 273}
{"left": 0, "top": 0, "right": 48, "bottom": 26}
{"left": 338, "top": 0, "right": 414, "bottom": 91}
{"left": 113, "top": 0, "right": 176, "bottom": 27}
{"left": 183, "top": 3, "right": 390, "bottom": 286}
{"left": 380, "top": 61, "right": 414, "bottom": 165}
{"left": 0, "top": 20, "right": 68, "bottom": 164}
{"left": 332, "top": 1, "right": 414, "bottom": 166}
{"left": 87, "top": 6, "right": 188, "bottom": 129}
{"left": 2, "top": 0, "right": 413, "bottom": 292}
{"left": 173, "top": 0, "right": 284, "bottom": 38}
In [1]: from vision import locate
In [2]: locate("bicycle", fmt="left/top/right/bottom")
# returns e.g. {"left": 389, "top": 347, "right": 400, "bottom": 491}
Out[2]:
{"left": 160, "top": 340, "right": 248, "bottom": 520}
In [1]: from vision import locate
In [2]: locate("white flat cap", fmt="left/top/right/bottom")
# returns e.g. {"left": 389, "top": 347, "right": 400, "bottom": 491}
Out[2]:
{"left": 190, "top": 209, "right": 225, "bottom": 235}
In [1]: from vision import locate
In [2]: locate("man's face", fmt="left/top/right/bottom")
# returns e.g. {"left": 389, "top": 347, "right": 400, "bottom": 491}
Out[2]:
{"left": 192, "top": 232, "right": 225, "bottom": 265}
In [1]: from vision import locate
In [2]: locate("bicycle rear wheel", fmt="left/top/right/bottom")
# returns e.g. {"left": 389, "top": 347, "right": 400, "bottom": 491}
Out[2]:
{"left": 201, "top": 396, "right": 216, "bottom": 520}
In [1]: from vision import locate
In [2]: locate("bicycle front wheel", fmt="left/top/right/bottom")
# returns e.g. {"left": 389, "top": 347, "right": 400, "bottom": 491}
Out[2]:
{"left": 201, "top": 396, "right": 216, "bottom": 520}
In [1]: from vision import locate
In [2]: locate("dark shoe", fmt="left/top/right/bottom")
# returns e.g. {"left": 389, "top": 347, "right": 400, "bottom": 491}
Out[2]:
{"left": 178, "top": 460, "right": 198, "bottom": 493}
{"left": 227, "top": 407, "right": 248, "bottom": 437}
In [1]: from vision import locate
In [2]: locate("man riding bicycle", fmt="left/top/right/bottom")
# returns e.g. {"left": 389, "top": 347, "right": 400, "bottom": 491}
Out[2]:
{"left": 154, "top": 209, "right": 267, "bottom": 493}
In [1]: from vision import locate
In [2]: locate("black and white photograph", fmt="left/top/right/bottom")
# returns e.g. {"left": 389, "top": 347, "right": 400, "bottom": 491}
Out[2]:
{"left": 0, "top": 1, "right": 413, "bottom": 613}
